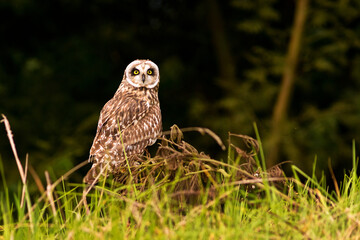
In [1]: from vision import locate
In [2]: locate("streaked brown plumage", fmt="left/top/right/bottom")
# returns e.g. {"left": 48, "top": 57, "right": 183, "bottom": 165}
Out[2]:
{"left": 84, "top": 59, "right": 162, "bottom": 185}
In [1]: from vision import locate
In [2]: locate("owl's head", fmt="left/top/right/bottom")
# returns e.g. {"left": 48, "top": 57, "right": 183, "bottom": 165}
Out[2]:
{"left": 124, "top": 59, "right": 159, "bottom": 88}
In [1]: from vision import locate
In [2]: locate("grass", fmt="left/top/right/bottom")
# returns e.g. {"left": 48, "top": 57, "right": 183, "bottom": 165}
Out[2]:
{"left": 1, "top": 116, "right": 360, "bottom": 239}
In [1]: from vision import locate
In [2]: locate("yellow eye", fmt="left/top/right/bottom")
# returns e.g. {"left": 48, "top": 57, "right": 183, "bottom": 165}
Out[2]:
{"left": 133, "top": 69, "right": 140, "bottom": 75}
{"left": 147, "top": 69, "right": 153, "bottom": 75}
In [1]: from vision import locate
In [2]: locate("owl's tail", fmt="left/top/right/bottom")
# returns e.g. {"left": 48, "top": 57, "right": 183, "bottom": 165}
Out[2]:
{"left": 83, "top": 163, "right": 107, "bottom": 185}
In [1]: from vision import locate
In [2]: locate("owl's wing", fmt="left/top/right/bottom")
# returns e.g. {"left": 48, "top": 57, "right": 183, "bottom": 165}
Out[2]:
{"left": 121, "top": 103, "right": 162, "bottom": 146}
{"left": 94, "top": 92, "right": 147, "bottom": 131}
{"left": 95, "top": 97, "right": 123, "bottom": 134}
{"left": 89, "top": 93, "right": 152, "bottom": 158}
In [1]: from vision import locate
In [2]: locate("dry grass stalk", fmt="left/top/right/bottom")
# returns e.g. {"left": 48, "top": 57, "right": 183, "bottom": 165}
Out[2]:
{"left": 45, "top": 171, "right": 58, "bottom": 221}
{"left": 29, "top": 164, "right": 45, "bottom": 193}
{"left": 1, "top": 114, "right": 34, "bottom": 230}
{"left": 20, "top": 154, "right": 29, "bottom": 207}
{"left": 1, "top": 114, "right": 27, "bottom": 205}
{"left": 328, "top": 158, "right": 340, "bottom": 199}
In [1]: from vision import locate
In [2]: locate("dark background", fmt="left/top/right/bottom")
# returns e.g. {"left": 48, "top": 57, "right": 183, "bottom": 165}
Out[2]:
{"left": 1, "top": 0, "right": 360, "bottom": 189}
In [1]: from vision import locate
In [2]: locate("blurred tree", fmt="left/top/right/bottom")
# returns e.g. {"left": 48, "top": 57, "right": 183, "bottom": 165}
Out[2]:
{"left": 268, "top": 0, "right": 309, "bottom": 166}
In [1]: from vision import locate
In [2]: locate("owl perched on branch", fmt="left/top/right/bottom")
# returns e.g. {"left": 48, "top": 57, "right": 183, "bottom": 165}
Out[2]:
{"left": 84, "top": 59, "right": 162, "bottom": 185}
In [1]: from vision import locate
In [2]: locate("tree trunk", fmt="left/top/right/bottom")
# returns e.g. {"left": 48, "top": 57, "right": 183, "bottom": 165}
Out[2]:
{"left": 267, "top": 0, "right": 309, "bottom": 166}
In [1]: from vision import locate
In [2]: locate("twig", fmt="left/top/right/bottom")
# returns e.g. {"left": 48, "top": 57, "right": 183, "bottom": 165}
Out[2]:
{"left": 229, "top": 133, "right": 259, "bottom": 154}
{"left": 163, "top": 126, "right": 226, "bottom": 150}
{"left": 222, "top": 177, "right": 287, "bottom": 187}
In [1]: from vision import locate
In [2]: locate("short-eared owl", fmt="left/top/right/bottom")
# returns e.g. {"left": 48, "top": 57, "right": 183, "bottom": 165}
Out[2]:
{"left": 84, "top": 59, "right": 162, "bottom": 184}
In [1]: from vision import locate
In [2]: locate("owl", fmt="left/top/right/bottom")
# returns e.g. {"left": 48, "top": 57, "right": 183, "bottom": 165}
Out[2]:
{"left": 83, "top": 59, "right": 162, "bottom": 185}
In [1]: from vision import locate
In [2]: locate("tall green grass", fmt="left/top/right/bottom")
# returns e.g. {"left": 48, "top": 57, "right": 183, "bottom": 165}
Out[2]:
{"left": 1, "top": 126, "right": 360, "bottom": 239}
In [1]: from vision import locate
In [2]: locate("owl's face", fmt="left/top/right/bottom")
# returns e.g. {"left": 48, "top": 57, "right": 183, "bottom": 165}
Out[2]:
{"left": 124, "top": 60, "right": 159, "bottom": 88}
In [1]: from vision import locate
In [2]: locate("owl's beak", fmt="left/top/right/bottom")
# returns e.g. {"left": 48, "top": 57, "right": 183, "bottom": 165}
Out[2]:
{"left": 142, "top": 74, "right": 146, "bottom": 83}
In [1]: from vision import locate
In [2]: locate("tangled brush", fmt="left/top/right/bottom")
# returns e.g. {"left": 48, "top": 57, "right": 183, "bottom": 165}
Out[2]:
{"left": 107, "top": 125, "right": 285, "bottom": 205}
